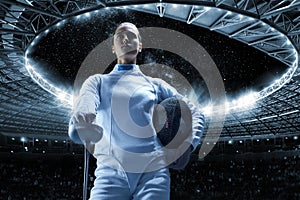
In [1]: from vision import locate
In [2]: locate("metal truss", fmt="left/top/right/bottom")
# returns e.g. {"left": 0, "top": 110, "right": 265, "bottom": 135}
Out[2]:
{"left": 0, "top": 0, "right": 299, "bottom": 140}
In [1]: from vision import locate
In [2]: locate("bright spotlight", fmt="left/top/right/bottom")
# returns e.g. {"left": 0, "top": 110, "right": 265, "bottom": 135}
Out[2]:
{"left": 274, "top": 79, "right": 280, "bottom": 84}
{"left": 20, "top": 137, "right": 26, "bottom": 142}
{"left": 84, "top": 13, "right": 91, "bottom": 17}
{"left": 235, "top": 92, "right": 258, "bottom": 109}
{"left": 203, "top": 105, "right": 212, "bottom": 115}
{"left": 57, "top": 92, "right": 67, "bottom": 101}
{"left": 293, "top": 136, "right": 298, "bottom": 140}
{"left": 204, "top": 7, "right": 211, "bottom": 11}
{"left": 228, "top": 140, "right": 233, "bottom": 144}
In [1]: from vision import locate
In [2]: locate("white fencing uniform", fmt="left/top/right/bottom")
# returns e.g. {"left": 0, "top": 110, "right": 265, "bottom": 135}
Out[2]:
{"left": 74, "top": 64, "right": 205, "bottom": 200}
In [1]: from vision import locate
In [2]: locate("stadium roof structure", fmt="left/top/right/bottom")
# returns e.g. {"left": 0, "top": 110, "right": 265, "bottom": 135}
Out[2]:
{"left": 0, "top": 0, "right": 299, "bottom": 142}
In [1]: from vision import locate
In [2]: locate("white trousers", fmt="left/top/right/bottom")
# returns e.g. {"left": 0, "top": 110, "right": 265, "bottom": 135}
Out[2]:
{"left": 90, "top": 166, "right": 170, "bottom": 200}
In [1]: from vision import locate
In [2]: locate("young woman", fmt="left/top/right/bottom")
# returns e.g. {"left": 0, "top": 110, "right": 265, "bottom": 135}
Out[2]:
{"left": 72, "top": 22, "right": 205, "bottom": 200}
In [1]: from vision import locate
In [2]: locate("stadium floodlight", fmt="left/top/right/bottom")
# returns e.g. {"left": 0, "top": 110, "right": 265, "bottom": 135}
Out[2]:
{"left": 293, "top": 136, "right": 298, "bottom": 140}
{"left": 20, "top": 137, "right": 26, "bottom": 142}
{"left": 204, "top": 7, "right": 211, "bottom": 11}
{"left": 25, "top": 58, "right": 73, "bottom": 107}
{"left": 57, "top": 92, "right": 67, "bottom": 101}
{"left": 237, "top": 92, "right": 258, "bottom": 108}
{"left": 202, "top": 105, "right": 213, "bottom": 116}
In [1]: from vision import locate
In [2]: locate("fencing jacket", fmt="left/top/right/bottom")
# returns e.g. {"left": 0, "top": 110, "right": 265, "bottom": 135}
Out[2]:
{"left": 73, "top": 64, "right": 205, "bottom": 173}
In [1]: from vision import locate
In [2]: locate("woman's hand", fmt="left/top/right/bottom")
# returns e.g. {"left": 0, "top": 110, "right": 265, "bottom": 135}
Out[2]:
{"left": 69, "top": 112, "right": 102, "bottom": 145}
{"left": 71, "top": 112, "right": 96, "bottom": 124}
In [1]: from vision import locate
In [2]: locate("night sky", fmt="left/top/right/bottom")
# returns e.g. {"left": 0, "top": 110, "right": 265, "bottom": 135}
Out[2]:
{"left": 28, "top": 8, "right": 287, "bottom": 103}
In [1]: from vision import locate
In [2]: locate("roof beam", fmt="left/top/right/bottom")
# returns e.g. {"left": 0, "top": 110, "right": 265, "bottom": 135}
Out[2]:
{"left": 0, "top": 0, "right": 62, "bottom": 19}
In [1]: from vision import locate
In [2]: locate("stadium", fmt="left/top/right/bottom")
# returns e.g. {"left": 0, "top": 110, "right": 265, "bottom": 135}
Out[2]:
{"left": 0, "top": 0, "right": 299, "bottom": 199}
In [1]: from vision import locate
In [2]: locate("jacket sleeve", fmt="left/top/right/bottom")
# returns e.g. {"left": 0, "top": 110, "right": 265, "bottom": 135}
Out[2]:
{"left": 72, "top": 74, "right": 101, "bottom": 115}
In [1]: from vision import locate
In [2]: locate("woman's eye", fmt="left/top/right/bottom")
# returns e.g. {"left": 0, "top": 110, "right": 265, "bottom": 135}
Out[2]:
{"left": 127, "top": 33, "right": 135, "bottom": 39}
{"left": 116, "top": 34, "right": 124, "bottom": 40}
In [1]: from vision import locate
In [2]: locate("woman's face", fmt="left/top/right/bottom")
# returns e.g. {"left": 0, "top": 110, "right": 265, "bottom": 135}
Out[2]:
{"left": 112, "top": 24, "right": 141, "bottom": 61}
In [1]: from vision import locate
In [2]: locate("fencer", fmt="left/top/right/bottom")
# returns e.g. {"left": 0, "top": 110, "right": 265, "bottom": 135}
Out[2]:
{"left": 71, "top": 22, "right": 205, "bottom": 200}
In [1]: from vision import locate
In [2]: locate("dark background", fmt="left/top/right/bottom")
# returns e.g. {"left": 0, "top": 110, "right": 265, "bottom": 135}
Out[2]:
{"left": 28, "top": 9, "right": 287, "bottom": 99}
